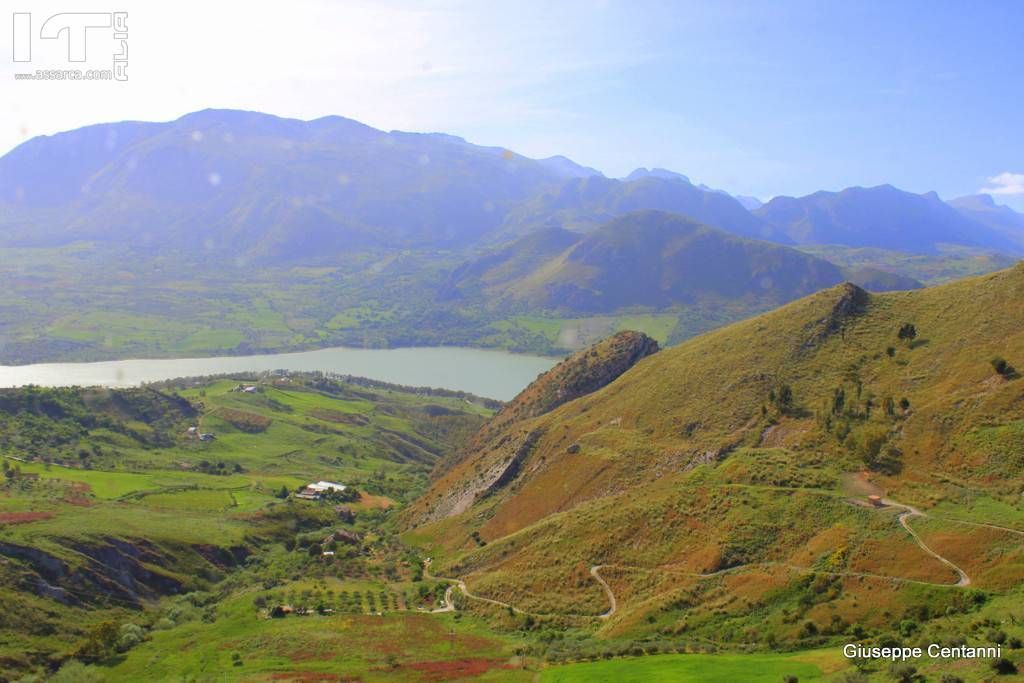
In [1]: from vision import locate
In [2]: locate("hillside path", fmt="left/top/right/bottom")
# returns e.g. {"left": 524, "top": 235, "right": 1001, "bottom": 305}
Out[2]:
{"left": 589, "top": 565, "right": 616, "bottom": 619}
{"left": 424, "top": 560, "right": 527, "bottom": 615}
{"left": 882, "top": 498, "right": 971, "bottom": 587}
{"left": 424, "top": 559, "right": 618, "bottom": 618}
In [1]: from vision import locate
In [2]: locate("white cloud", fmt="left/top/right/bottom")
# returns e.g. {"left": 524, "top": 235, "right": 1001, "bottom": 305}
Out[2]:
{"left": 980, "top": 172, "right": 1024, "bottom": 196}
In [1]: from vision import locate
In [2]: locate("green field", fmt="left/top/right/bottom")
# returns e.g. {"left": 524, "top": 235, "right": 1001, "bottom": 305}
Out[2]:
{"left": 540, "top": 652, "right": 828, "bottom": 682}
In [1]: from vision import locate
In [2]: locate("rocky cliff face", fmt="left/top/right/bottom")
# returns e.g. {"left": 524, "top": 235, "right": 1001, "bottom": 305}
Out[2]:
{"left": 403, "top": 331, "right": 659, "bottom": 526}
{"left": 0, "top": 537, "right": 249, "bottom": 607}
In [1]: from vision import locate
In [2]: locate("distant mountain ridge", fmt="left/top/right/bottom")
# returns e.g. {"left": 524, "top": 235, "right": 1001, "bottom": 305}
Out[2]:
{"left": 0, "top": 109, "right": 572, "bottom": 260}
{"left": 444, "top": 210, "right": 917, "bottom": 315}
{"left": 756, "top": 184, "right": 1022, "bottom": 254}
{"left": 948, "top": 193, "right": 1024, "bottom": 250}
{"left": 498, "top": 174, "right": 784, "bottom": 244}
{"left": 3, "top": 109, "right": 1021, "bottom": 266}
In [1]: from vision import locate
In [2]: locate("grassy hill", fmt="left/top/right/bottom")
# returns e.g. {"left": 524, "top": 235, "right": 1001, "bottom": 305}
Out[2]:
{"left": 448, "top": 212, "right": 931, "bottom": 314}
{"left": 0, "top": 375, "right": 493, "bottom": 680}
{"left": 404, "top": 263, "right": 1024, "bottom": 674}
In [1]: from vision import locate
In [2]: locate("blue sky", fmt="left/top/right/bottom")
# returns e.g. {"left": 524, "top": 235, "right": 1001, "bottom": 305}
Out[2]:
{"left": 2, "top": 1, "right": 1022, "bottom": 208}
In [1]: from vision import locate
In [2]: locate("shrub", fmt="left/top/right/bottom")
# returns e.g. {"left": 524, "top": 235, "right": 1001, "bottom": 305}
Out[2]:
{"left": 992, "top": 657, "right": 1017, "bottom": 675}
{"left": 49, "top": 662, "right": 105, "bottom": 683}
{"left": 991, "top": 357, "right": 1016, "bottom": 377}
{"left": 897, "top": 323, "right": 917, "bottom": 345}
{"left": 987, "top": 628, "right": 1008, "bottom": 645}
{"left": 116, "top": 623, "right": 145, "bottom": 652}
{"left": 888, "top": 662, "right": 917, "bottom": 682}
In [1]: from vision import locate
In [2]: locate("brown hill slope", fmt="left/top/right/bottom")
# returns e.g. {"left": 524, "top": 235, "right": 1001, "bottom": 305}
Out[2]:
{"left": 409, "top": 331, "right": 659, "bottom": 525}
{"left": 404, "top": 263, "right": 1024, "bottom": 639}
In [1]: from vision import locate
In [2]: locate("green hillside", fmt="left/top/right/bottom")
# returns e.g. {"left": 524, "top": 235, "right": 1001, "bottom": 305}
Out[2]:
{"left": 0, "top": 375, "right": 493, "bottom": 680}
{"left": 404, "top": 263, "right": 1024, "bottom": 680}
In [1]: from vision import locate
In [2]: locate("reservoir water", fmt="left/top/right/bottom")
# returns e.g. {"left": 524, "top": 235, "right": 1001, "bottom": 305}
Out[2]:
{"left": 0, "top": 346, "right": 557, "bottom": 401}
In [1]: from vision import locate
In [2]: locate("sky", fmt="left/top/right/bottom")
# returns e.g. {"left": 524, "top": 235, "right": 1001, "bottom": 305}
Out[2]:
{"left": 1, "top": 0, "right": 1022, "bottom": 209}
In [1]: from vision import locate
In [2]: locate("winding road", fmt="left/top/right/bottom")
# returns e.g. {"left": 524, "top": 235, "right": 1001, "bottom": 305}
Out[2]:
{"left": 882, "top": 497, "right": 971, "bottom": 587}
{"left": 589, "top": 565, "right": 616, "bottom": 619}
{"left": 421, "top": 487, "right": 994, "bottom": 621}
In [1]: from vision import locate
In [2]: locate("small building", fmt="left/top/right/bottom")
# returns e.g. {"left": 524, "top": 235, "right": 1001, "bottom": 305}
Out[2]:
{"left": 296, "top": 480, "right": 347, "bottom": 500}
{"left": 868, "top": 495, "right": 885, "bottom": 508}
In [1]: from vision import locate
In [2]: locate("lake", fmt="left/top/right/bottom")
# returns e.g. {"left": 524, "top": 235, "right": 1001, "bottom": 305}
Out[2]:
{"left": 0, "top": 346, "right": 558, "bottom": 401}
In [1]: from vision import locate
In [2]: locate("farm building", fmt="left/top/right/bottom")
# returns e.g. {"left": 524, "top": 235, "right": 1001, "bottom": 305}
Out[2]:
{"left": 296, "top": 480, "right": 347, "bottom": 500}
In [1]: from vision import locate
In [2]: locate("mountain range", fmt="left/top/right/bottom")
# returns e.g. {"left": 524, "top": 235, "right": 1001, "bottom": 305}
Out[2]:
{"left": 4, "top": 109, "right": 1020, "bottom": 262}
{"left": 0, "top": 108, "right": 1022, "bottom": 362}
{"left": 757, "top": 184, "right": 1024, "bottom": 254}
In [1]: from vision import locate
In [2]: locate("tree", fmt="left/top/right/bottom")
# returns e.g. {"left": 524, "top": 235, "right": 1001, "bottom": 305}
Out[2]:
{"left": 991, "top": 357, "right": 1016, "bottom": 377}
{"left": 992, "top": 657, "right": 1017, "bottom": 675}
{"left": 773, "top": 385, "right": 794, "bottom": 414}
{"left": 73, "top": 620, "right": 120, "bottom": 662}
{"left": 883, "top": 396, "right": 896, "bottom": 418}
{"left": 275, "top": 485, "right": 289, "bottom": 499}
{"left": 897, "top": 323, "right": 917, "bottom": 346}
{"left": 832, "top": 387, "right": 846, "bottom": 415}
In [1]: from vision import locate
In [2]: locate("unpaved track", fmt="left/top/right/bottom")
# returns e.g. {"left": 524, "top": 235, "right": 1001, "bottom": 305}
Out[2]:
{"left": 420, "top": 491, "right": 977, "bottom": 620}
{"left": 589, "top": 565, "right": 616, "bottom": 619}
{"left": 882, "top": 498, "right": 971, "bottom": 587}
{"left": 424, "top": 560, "right": 613, "bottom": 618}
{"left": 424, "top": 560, "right": 528, "bottom": 615}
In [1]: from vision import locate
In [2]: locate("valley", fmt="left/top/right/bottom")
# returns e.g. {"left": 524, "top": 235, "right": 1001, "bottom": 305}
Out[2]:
{"left": 0, "top": 111, "right": 1022, "bottom": 682}
{"left": 1, "top": 111, "right": 1021, "bottom": 367}
{"left": 3, "top": 264, "right": 1024, "bottom": 681}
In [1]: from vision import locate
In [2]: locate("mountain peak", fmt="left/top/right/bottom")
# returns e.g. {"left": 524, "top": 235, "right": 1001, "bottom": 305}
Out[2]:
{"left": 625, "top": 167, "right": 691, "bottom": 183}
{"left": 536, "top": 155, "right": 604, "bottom": 179}
{"left": 950, "top": 193, "right": 998, "bottom": 209}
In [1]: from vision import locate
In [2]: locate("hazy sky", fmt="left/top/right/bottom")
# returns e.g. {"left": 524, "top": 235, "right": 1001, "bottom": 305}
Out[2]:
{"left": 1, "top": 0, "right": 1022, "bottom": 208}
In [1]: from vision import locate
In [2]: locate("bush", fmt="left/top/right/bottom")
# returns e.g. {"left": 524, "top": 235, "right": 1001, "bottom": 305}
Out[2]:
{"left": 116, "top": 623, "right": 145, "bottom": 652}
{"left": 991, "top": 357, "right": 1016, "bottom": 377}
{"left": 987, "top": 628, "right": 1008, "bottom": 645}
{"left": 888, "top": 662, "right": 917, "bottom": 682}
{"left": 49, "top": 662, "right": 105, "bottom": 683}
{"left": 992, "top": 657, "right": 1018, "bottom": 675}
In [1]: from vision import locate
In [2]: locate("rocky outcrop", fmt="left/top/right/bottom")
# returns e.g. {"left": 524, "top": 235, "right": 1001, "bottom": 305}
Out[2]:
{"left": 405, "top": 331, "right": 658, "bottom": 527}
{"left": 470, "top": 330, "right": 659, "bottom": 448}
{"left": 801, "top": 283, "right": 870, "bottom": 350}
